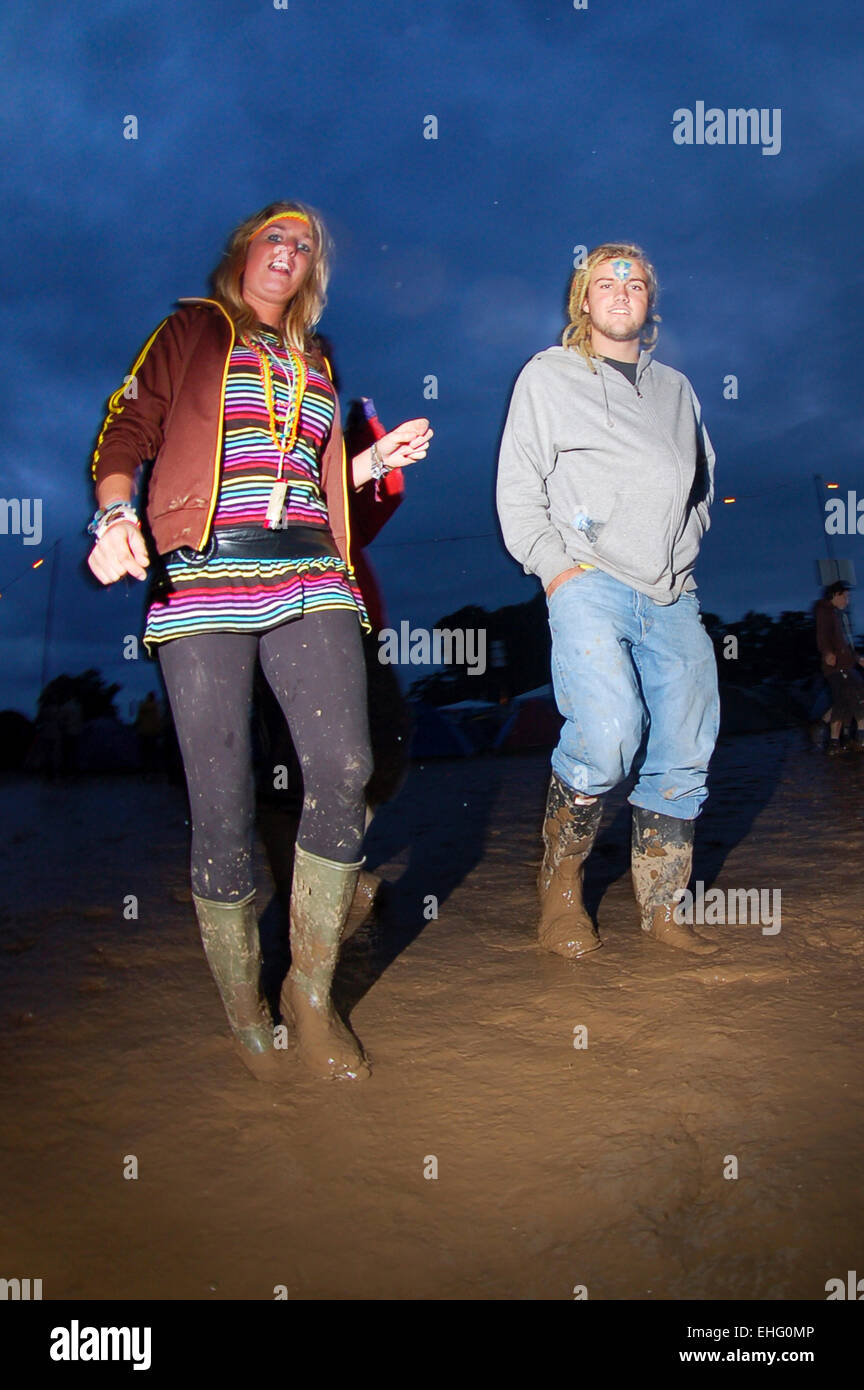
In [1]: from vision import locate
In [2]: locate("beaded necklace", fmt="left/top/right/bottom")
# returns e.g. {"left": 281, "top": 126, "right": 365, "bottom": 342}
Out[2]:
{"left": 242, "top": 331, "right": 309, "bottom": 528}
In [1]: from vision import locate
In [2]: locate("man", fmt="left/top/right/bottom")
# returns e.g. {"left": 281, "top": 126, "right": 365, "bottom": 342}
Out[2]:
{"left": 815, "top": 581, "right": 864, "bottom": 754}
{"left": 497, "top": 242, "right": 719, "bottom": 958}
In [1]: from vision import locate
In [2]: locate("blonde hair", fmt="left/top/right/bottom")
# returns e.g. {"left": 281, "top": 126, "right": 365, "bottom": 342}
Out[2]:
{"left": 562, "top": 242, "right": 660, "bottom": 370}
{"left": 209, "top": 201, "right": 332, "bottom": 351}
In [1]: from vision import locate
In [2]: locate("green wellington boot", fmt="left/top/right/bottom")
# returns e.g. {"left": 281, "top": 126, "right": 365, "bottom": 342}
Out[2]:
{"left": 280, "top": 845, "right": 370, "bottom": 1080}
{"left": 630, "top": 807, "right": 718, "bottom": 955}
{"left": 538, "top": 773, "right": 604, "bottom": 959}
{"left": 192, "top": 891, "right": 283, "bottom": 1080}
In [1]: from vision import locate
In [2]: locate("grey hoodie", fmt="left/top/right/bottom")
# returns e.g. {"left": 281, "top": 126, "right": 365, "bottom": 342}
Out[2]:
{"left": 496, "top": 346, "right": 715, "bottom": 603}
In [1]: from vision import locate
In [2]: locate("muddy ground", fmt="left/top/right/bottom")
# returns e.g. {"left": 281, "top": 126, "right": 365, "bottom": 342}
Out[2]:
{"left": 0, "top": 729, "right": 862, "bottom": 1300}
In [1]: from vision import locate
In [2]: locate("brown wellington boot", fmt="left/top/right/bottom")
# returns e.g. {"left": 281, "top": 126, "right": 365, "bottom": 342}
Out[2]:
{"left": 630, "top": 807, "right": 718, "bottom": 955}
{"left": 192, "top": 891, "right": 285, "bottom": 1081}
{"left": 280, "top": 845, "right": 370, "bottom": 1081}
{"left": 538, "top": 774, "right": 604, "bottom": 959}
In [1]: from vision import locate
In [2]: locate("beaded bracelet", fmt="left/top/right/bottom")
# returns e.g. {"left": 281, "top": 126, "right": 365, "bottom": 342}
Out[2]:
{"left": 87, "top": 502, "right": 141, "bottom": 542}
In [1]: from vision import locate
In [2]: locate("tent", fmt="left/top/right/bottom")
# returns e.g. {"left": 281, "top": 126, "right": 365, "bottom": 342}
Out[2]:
{"left": 494, "top": 685, "right": 563, "bottom": 752}
{"left": 434, "top": 699, "right": 503, "bottom": 752}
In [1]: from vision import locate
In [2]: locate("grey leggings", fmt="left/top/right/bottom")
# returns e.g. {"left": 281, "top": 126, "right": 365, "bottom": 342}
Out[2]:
{"left": 158, "top": 611, "right": 372, "bottom": 901}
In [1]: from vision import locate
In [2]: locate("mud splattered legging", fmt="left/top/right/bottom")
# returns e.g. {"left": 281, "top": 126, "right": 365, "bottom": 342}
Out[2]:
{"left": 158, "top": 611, "right": 372, "bottom": 902}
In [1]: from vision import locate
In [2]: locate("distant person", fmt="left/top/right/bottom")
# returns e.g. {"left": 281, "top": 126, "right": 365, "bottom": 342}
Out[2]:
{"left": 497, "top": 242, "right": 719, "bottom": 958}
{"left": 815, "top": 581, "right": 864, "bottom": 755}
{"left": 87, "top": 200, "right": 431, "bottom": 1082}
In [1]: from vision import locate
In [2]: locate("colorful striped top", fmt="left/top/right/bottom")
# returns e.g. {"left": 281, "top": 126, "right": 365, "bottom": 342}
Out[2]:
{"left": 143, "top": 326, "right": 368, "bottom": 652}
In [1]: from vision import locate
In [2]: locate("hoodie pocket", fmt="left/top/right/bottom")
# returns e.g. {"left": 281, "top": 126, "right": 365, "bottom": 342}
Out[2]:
{"left": 565, "top": 491, "right": 675, "bottom": 587}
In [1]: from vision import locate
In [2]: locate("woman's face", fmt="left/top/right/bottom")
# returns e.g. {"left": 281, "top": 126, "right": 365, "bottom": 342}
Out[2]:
{"left": 241, "top": 217, "right": 316, "bottom": 318}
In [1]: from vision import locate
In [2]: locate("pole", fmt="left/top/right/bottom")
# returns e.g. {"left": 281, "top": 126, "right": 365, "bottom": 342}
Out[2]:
{"left": 40, "top": 539, "right": 60, "bottom": 697}
{"left": 814, "top": 473, "right": 834, "bottom": 560}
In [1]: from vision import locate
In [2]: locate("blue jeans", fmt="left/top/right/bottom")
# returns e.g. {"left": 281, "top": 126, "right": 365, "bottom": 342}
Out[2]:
{"left": 547, "top": 568, "right": 719, "bottom": 819}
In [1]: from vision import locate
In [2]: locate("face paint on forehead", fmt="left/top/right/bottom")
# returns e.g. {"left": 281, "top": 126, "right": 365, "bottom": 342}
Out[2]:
{"left": 611, "top": 259, "right": 632, "bottom": 281}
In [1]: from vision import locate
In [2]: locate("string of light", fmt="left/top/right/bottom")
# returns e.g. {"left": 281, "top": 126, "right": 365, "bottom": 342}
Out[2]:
{"left": 719, "top": 477, "right": 838, "bottom": 505}
{"left": 0, "top": 542, "right": 56, "bottom": 600}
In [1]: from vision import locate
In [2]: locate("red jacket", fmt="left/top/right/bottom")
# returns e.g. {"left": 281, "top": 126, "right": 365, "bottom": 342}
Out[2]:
{"left": 91, "top": 299, "right": 356, "bottom": 573}
{"left": 816, "top": 598, "right": 856, "bottom": 673}
{"left": 349, "top": 475, "right": 403, "bottom": 631}
{"left": 342, "top": 405, "right": 405, "bottom": 631}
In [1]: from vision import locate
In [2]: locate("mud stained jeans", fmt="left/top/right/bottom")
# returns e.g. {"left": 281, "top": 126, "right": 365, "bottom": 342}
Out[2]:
{"left": 547, "top": 568, "right": 719, "bottom": 820}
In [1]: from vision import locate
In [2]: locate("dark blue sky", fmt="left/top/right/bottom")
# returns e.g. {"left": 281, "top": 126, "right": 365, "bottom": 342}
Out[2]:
{"left": 1, "top": 0, "right": 862, "bottom": 715}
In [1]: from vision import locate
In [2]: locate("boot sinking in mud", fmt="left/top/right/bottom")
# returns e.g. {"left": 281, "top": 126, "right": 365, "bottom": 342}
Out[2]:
{"left": 538, "top": 773, "right": 604, "bottom": 959}
{"left": 193, "top": 891, "right": 286, "bottom": 1082}
{"left": 280, "top": 845, "right": 370, "bottom": 1081}
{"left": 630, "top": 807, "right": 718, "bottom": 955}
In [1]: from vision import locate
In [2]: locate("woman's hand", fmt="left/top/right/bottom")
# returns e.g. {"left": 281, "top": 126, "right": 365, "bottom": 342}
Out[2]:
{"left": 88, "top": 522, "right": 150, "bottom": 585}
{"left": 351, "top": 418, "right": 433, "bottom": 488}
{"left": 379, "top": 418, "right": 433, "bottom": 469}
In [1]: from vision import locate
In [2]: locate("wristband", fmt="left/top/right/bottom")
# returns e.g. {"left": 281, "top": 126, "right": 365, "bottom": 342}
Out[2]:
{"left": 87, "top": 502, "right": 140, "bottom": 542}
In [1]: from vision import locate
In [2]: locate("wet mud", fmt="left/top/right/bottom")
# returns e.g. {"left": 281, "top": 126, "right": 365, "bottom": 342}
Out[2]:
{"left": 0, "top": 729, "right": 862, "bottom": 1299}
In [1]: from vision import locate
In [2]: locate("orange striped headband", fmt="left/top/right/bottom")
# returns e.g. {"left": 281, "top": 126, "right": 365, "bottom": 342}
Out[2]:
{"left": 250, "top": 212, "right": 312, "bottom": 241}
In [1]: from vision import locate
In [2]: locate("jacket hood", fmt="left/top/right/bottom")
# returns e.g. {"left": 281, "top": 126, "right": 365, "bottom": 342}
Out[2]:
{"left": 540, "top": 345, "right": 654, "bottom": 428}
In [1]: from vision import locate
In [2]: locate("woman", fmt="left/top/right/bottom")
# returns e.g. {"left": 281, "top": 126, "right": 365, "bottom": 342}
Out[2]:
{"left": 87, "top": 201, "right": 431, "bottom": 1082}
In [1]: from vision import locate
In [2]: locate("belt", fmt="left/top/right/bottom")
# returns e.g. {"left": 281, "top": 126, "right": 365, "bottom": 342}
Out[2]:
{"left": 164, "top": 524, "right": 341, "bottom": 566}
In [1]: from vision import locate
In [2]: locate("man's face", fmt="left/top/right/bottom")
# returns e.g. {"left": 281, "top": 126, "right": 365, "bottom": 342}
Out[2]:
{"left": 832, "top": 590, "right": 849, "bottom": 609}
{"left": 582, "top": 258, "right": 650, "bottom": 346}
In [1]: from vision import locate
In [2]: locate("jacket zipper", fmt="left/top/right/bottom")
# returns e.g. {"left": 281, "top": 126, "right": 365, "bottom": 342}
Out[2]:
{"left": 180, "top": 298, "right": 235, "bottom": 551}
{"left": 633, "top": 372, "right": 686, "bottom": 575}
{"left": 320, "top": 353, "right": 354, "bottom": 580}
